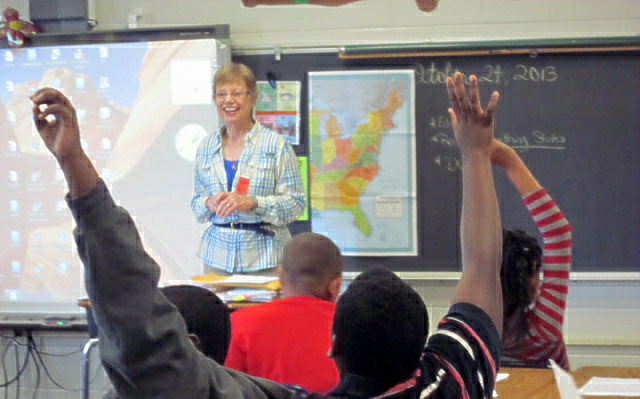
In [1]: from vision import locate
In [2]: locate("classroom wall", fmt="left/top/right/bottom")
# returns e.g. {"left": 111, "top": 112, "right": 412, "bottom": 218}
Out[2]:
{"left": 1, "top": 0, "right": 26, "bottom": 13}
{"left": 89, "top": 0, "right": 640, "bottom": 49}
{"left": 0, "top": 0, "right": 638, "bottom": 396}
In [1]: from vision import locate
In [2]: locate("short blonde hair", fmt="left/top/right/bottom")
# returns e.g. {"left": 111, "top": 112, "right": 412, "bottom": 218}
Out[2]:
{"left": 213, "top": 62, "right": 257, "bottom": 95}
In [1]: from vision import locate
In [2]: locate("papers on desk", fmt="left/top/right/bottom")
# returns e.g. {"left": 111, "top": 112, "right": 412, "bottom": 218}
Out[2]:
{"left": 214, "top": 275, "right": 278, "bottom": 285}
{"left": 551, "top": 359, "right": 584, "bottom": 399}
{"left": 493, "top": 373, "right": 510, "bottom": 397}
{"left": 160, "top": 279, "right": 211, "bottom": 288}
{"left": 216, "top": 288, "right": 275, "bottom": 303}
{"left": 192, "top": 273, "right": 281, "bottom": 290}
{"left": 578, "top": 377, "right": 640, "bottom": 397}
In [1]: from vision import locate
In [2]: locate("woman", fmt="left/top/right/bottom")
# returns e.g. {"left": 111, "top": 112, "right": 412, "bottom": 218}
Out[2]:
{"left": 191, "top": 63, "right": 305, "bottom": 275}
{"left": 491, "top": 139, "right": 572, "bottom": 370}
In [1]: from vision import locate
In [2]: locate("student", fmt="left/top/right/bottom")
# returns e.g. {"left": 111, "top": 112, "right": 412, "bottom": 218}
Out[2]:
{"left": 490, "top": 139, "right": 572, "bottom": 370}
{"left": 102, "top": 285, "right": 231, "bottom": 398}
{"left": 225, "top": 232, "right": 342, "bottom": 392}
{"left": 160, "top": 285, "right": 232, "bottom": 364}
{"left": 29, "top": 70, "right": 500, "bottom": 398}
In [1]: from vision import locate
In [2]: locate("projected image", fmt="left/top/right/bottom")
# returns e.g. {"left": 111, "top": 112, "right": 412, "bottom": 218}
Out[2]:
{"left": 0, "top": 38, "right": 228, "bottom": 312}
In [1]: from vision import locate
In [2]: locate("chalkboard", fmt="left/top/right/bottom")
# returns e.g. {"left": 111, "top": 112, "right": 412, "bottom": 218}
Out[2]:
{"left": 234, "top": 49, "right": 640, "bottom": 274}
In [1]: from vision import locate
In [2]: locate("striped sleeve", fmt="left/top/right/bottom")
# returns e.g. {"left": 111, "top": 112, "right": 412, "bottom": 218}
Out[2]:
{"left": 523, "top": 188, "right": 572, "bottom": 342}
{"left": 423, "top": 303, "right": 501, "bottom": 399}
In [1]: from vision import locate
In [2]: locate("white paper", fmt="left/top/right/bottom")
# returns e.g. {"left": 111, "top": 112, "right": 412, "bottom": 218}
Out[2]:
{"left": 578, "top": 377, "right": 640, "bottom": 396}
{"left": 212, "top": 275, "right": 278, "bottom": 285}
{"left": 216, "top": 288, "right": 274, "bottom": 303}
{"left": 493, "top": 373, "right": 510, "bottom": 397}
{"left": 550, "top": 359, "right": 583, "bottom": 399}
{"left": 375, "top": 195, "right": 403, "bottom": 218}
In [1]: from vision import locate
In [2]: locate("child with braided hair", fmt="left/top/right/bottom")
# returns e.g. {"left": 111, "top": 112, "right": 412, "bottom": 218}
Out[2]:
{"left": 491, "top": 139, "right": 572, "bottom": 370}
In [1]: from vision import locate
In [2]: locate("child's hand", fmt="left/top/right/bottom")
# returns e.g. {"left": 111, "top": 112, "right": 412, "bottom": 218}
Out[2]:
{"left": 30, "top": 88, "right": 82, "bottom": 161}
{"left": 446, "top": 72, "right": 499, "bottom": 157}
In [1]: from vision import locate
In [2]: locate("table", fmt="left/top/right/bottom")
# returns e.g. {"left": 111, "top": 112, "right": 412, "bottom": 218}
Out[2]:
{"left": 495, "top": 366, "right": 640, "bottom": 399}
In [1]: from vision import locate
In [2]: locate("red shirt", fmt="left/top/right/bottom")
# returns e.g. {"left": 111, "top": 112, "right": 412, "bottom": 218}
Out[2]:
{"left": 225, "top": 296, "right": 339, "bottom": 393}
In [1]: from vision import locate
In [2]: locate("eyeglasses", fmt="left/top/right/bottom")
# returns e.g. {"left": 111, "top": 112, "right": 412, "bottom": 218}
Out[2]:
{"left": 215, "top": 90, "right": 250, "bottom": 101}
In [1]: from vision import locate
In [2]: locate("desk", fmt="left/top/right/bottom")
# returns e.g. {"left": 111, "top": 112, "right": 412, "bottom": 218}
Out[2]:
{"left": 496, "top": 367, "right": 557, "bottom": 399}
{"left": 495, "top": 366, "right": 640, "bottom": 399}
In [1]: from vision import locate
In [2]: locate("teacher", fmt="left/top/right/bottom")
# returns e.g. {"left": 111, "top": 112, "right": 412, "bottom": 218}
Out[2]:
{"left": 191, "top": 62, "right": 305, "bottom": 275}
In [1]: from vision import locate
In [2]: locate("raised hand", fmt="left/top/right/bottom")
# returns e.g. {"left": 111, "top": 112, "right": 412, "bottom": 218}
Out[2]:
{"left": 446, "top": 72, "right": 499, "bottom": 157}
{"left": 30, "top": 88, "right": 82, "bottom": 161}
{"left": 30, "top": 88, "right": 98, "bottom": 198}
{"left": 448, "top": 72, "right": 503, "bottom": 334}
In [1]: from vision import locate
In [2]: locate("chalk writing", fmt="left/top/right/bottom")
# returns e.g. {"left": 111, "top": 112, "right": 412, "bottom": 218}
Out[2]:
{"left": 513, "top": 65, "right": 558, "bottom": 82}
{"left": 478, "top": 64, "right": 504, "bottom": 85}
{"left": 532, "top": 130, "right": 566, "bottom": 145}
{"left": 415, "top": 62, "right": 559, "bottom": 85}
{"left": 429, "top": 115, "right": 452, "bottom": 129}
{"left": 432, "top": 130, "right": 566, "bottom": 173}
{"left": 434, "top": 155, "right": 462, "bottom": 172}
{"left": 500, "top": 131, "right": 566, "bottom": 151}
{"left": 415, "top": 62, "right": 467, "bottom": 85}
{"left": 430, "top": 132, "right": 456, "bottom": 147}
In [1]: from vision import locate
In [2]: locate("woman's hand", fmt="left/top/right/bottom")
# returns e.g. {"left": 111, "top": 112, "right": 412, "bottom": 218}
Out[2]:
{"left": 208, "top": 192, "right": 256, "bottom": 217}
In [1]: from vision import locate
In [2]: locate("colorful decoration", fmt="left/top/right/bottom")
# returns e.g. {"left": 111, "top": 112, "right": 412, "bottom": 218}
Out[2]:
{"left": 0, "top": 7, "right": 40, "bottom": 48}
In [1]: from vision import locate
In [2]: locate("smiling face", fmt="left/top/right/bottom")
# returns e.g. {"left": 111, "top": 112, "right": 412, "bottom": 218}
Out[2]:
{"left": 212, "top": 63, "right": 258, "bottom": 131}
{"left": 214, "top": 80, "right": 256, "bottom": 128}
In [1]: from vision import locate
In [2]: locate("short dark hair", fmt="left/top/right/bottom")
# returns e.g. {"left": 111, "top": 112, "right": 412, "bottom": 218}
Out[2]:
{"left": 501, "top": 229, "right": 542, "bottom": 342}
{"left": 332, "top": 266, "right": 428, "bottom": 389}
{"left": 160, "top": 285, "right": 231, "bottom": 364}
{"left": 281, "top": 232, "right": 343, "bottom": 300}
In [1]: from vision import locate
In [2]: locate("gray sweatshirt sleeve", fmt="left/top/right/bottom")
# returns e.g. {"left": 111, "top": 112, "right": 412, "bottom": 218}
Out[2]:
{"left": 68, "top": 180, "right": 296, "bottom": 399}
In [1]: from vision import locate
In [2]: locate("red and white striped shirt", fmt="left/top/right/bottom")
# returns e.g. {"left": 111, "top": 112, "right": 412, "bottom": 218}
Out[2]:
{"left": 502, "top": 188, "right": 572, "bottom": 370}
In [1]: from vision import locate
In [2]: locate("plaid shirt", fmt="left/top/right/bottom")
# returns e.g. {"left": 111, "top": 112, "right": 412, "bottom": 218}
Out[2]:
{"left": 191, "top": 123, "right": 305, "bottom": 273}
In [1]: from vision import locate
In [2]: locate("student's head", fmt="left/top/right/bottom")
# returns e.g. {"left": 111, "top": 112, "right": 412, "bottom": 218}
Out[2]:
{"left": 500, "top": 229, "right": 543, "bottom": 320}
{"left": 280, "top": 232, "right": 343, "bottom": 302}
{"left": 330, "top": 266, "right": 428, "bottom": 393}
{"left": 160, "top": 285, "right": 231, "bottom": 364}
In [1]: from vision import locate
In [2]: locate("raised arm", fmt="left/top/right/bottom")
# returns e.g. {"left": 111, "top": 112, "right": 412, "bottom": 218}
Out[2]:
{"left": 30, "top": 88, "right": 99, "bottom": 197}
{"left": 490, "top": 139, "right": 541, "bottom": 195}
{"left": 447, "top": 73, "right": 503, "bottom": 335}
{"left": 31, "top": 88, "right": 296, "bottom": 398}
{"left": 492, "top": 139, "right": 572, "bottom": 342}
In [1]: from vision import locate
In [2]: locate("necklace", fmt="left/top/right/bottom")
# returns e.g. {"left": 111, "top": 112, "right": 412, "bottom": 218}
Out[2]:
{"left": 231, "top": 161, "right": 238, "bottom": 170}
